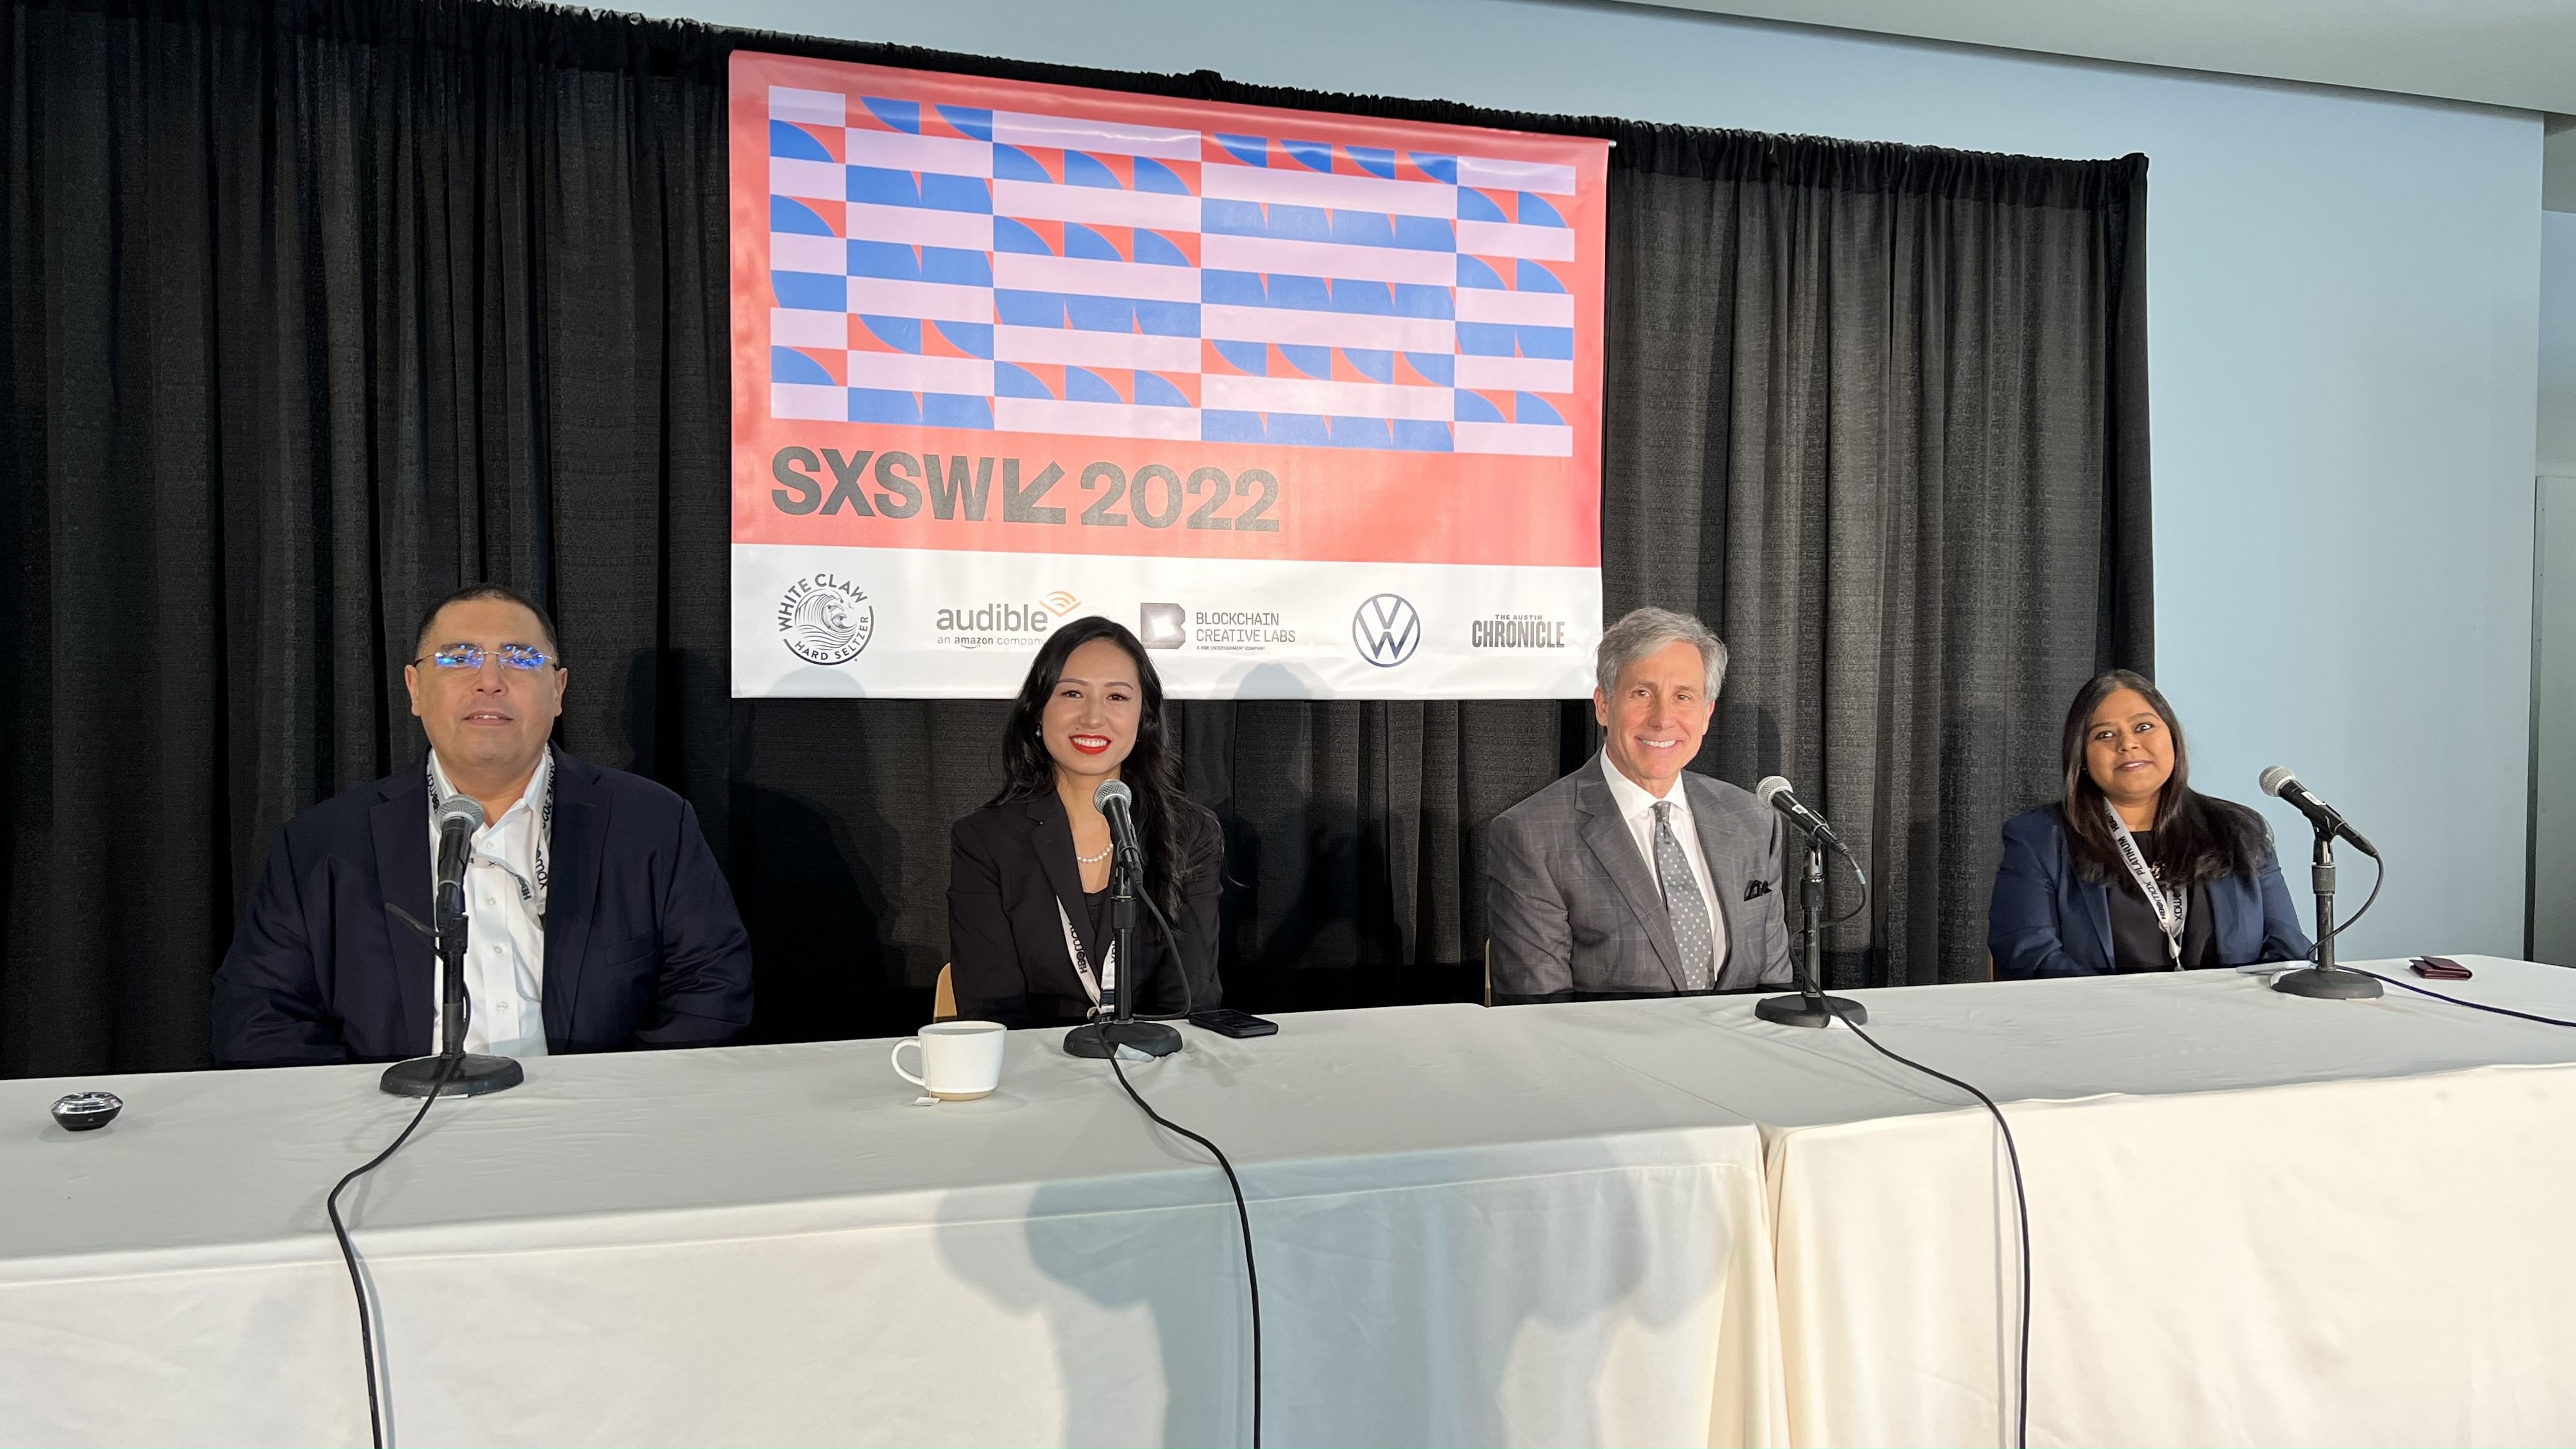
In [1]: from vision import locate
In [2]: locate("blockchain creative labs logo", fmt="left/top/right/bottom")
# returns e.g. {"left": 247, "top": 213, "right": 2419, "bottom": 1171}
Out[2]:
{"left": 1351, "top": 594, "right": 1422, "bottom": 668}
{"left": 1138, "top": 602, "right": 1187, "bottom": 650}
{"left": 776, "top": 574, "right": 874, "bottom": 665}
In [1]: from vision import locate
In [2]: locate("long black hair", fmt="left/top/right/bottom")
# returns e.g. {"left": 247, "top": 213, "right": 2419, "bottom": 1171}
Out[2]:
{"left": 2058, "top": 669, "right": 2270, "bottom": 887}
{"left": 988, "top": 617, "right": 1207, "bottom": 924}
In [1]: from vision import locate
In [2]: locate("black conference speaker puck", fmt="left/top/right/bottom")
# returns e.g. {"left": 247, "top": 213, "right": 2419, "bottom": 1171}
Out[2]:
{"left": 51, "top": 1091, "right": 123, "bottom": 1132}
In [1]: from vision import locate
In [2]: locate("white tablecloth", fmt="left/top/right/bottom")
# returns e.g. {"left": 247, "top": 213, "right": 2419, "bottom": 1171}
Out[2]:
{"left": 10, "top": 958, "right": 2576, "bottom": 1448}
{"left": 0, "top": 1003, "right": 1783, "bottom": 1448}
{"left": 1516, "top": 956, "right": 2576, "bottom": 1447}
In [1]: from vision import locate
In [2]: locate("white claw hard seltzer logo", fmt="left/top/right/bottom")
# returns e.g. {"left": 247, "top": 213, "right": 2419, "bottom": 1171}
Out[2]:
{"left": 1351, "top": 593, "right": 1422, "bottom": 667}
{"left": 777, "top": 574, "right": 875, "bottom": 665}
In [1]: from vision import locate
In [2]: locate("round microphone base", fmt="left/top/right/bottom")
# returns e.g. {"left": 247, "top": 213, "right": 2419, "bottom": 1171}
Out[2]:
{"left": 379, "top": 1052, "right": 526, "bottom": 1098}
{"left": 2269, "top": 967, "right": 2384, "bottom": 1000}
{"left": 1755, "top": 992, "right": 1866, "bottom": 1029}
{"left": 1064, "top": 1020, "right": 1184, "bottom": 1059}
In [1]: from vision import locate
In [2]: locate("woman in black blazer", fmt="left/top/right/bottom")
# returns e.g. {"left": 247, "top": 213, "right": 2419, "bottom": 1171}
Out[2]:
{"left": 948, "top": 617, "right": 1224, "bottom": 1027}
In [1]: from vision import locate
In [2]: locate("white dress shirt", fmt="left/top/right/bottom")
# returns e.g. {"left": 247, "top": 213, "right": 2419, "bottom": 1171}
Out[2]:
{"left": 428, "top": 749, "right": 552, "bottom": 1059}
{"left": 1599, "top": 753, "right": 1729, "bottom": 981}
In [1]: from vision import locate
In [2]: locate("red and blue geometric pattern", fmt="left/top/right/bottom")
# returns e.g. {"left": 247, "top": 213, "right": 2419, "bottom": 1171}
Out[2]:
{"left": 764, "top": 85, "right": 1581, "bottom": 456}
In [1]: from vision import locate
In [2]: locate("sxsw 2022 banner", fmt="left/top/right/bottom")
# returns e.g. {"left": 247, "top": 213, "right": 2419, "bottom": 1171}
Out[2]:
{"left": 729, "top": 53, "right": 1606, "bottom": 698}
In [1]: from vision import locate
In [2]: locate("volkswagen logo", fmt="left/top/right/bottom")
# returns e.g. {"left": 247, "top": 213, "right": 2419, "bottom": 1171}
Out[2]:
{"left": 1351, "top": 594, "right": 1422, "bottom": 667}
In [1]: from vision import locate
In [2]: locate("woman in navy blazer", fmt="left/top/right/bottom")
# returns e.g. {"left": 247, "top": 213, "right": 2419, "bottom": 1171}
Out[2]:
{"left": 1989, "top": 670, "right": 2310, "bottom": 977}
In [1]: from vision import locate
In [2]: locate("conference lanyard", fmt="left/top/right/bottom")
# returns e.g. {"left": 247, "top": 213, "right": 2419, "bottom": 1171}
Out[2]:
{"left": 2103, "top": 801, "right": 2185, "bottom": 968}
{"left": 427, "top": 747, "right": 555, "bottom": 926}
{"left": 1055, "top": 897, "right": 1113, "bottom": 1009}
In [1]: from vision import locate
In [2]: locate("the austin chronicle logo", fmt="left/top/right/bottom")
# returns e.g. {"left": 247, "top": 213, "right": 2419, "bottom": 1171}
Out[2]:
{"left": 777, "top": 574, "right": 874, "bottom": 665}
{"left": 1351, "top": 594, "right": 1422, "bottom": 667}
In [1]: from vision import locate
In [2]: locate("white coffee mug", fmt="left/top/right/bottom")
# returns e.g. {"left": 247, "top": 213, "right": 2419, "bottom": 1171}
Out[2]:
{"left": 892, "top": 1020, "right": 1008, "bottom": 1100}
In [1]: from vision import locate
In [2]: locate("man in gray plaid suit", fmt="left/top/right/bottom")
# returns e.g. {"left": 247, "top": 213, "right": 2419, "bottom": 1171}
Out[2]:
{"left": 1487, "top": 608, "right": 1792, "bottom": 1001}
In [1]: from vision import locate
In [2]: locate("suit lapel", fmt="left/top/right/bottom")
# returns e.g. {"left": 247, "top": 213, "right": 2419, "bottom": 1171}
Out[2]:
{"left": 2079, "top": 878, "right": 2115, "bottom": 971}
{"left": 2205, "top": 871, "right": 2252, "bottom": 962}
{"left": 1025, "top": 795, "right": 1098, "bottom": 970}
{"left": 370, "top": 769, "right": 437, "bottom": 1055}
{"left": 1687, "top": 774, "right": 1757, "bottom": 940}
{"left": 1575, "top": 760, "right": 1683, "bottom": 989}
{"left": 541, "top": 755, "right": 604, "bottom": 1048}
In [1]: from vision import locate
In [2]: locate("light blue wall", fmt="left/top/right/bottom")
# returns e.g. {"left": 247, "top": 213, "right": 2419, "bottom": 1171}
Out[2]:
{"left": 2545, "top": 213, "right": 2576, "bottom": 477}
{"left": 2537, "top": 213, "right": 2576, "bottom": 962}
{"left": 657, "top": 0, "right": 2546, "bottom": 960}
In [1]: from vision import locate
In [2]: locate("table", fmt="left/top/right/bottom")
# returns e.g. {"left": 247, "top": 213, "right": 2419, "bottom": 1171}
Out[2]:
{"left": 10, "top": 960, "right": 2576, "bottom": 1448}
{"left": 1514, "top": 956, "right": 2576, "bottom": 1446}
{"left": 0, "top": 1003, "right": 1784, "bottom": 1448}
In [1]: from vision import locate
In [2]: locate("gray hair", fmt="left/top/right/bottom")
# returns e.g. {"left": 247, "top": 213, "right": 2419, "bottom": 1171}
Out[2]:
{"left": 1595, "top": 607, "right": 1728, "bottom": 698}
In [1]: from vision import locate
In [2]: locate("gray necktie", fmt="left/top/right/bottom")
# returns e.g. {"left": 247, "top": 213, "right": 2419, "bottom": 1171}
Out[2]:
{"left": 1653, "top": 801, "right": 1715, "bottom": 991}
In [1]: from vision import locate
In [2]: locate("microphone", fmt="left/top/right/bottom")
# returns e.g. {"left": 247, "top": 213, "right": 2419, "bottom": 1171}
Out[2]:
{"left": 381, "top": 788, "right": 523, "bottom": 1096}
{"left": 1756, "top": 776, "right": 1852, "bottom": 857}
{"left": 2258, "top": 766, "right": 2378, "bottom": 857}
{"left": 433, "top": 793, "right": 484, "bottom": 924}
{"left": 1751, "top": 776, "right": 1869, "bottom": 1031}
{"left": 1092, "top": 778, "right": 1142, "bottom": 865}
{"left": 1066, "top": 777, "right": 1184, "bottom": 1059}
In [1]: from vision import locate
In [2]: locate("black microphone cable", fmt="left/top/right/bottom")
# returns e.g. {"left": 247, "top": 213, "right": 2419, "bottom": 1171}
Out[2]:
{"left": 2306, "top": 847, "right": 2388, "bottom": 954}
{"left": 1802, "top": 857, "right": 2032, "bottom": 1449}
{"left": 2354, "top": 969, "right": 2576, "bottom": 1029}
{"left": 1103, "top": 1049, "right": 1262, "bottom": 1449}
{"left": 1823, "top": 1001, "right": 2032, "bottom": 1449}
{"left": 326, "top": 1050, "right": 461, "bottom": 1449}
{"left": 1127, "top": 883, "right": 1197, "bottom": 1022}
{"left": 1082, "top": 831, "right": 1260, "bottom": 1444}
{"left": 2277, "top": 836, "right": 2547, "bottom": 1016}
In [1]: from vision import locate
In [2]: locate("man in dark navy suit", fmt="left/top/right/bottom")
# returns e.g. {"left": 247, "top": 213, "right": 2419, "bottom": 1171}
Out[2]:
{"left": 213, "top": 585, "right": 753, "bottom": 1066}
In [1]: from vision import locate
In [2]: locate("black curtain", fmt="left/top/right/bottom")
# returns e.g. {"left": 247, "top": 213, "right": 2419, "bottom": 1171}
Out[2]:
{"left": 0, "top": 0, "right": 2149, "bottom": 1078}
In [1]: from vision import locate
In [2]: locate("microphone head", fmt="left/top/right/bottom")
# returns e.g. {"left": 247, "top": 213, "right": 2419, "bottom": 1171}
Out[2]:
{"left": 1092, "top": 778, "right": 1133, "bottom": 811}
{"left": 1754, "top": 776, "right": 1794, "bottom": 806}
{"left": 434, "top": 793, "right": 486, "bottom": 834}
{"left": 2258, "top": 765, "right": 2298, "bottom": 799}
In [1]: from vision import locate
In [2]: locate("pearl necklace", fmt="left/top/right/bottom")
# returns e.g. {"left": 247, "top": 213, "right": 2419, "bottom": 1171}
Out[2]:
{"left": 1077, "top": 843, "right": 1113, "bottom": 865}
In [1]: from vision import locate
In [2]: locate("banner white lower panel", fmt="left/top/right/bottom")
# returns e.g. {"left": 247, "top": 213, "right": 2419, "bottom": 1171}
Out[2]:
{"left": 732, "top": 544, "right": 1602, "bottom": 699}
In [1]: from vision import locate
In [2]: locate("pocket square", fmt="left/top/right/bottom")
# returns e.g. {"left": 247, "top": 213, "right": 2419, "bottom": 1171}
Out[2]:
{"left": 1743, "top": 878, "right": 1773, "bottom": 901}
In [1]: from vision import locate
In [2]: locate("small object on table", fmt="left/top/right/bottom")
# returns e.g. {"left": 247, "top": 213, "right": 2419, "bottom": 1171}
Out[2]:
{"left": 2411, "top": 956, "right": 2473, "bottom": 980}
{"left": 50, "top": 1091, "right": 123, "bottom": 1132}
{"left": 1188, "top": 1008, "right": 1280, "bottom": 1039}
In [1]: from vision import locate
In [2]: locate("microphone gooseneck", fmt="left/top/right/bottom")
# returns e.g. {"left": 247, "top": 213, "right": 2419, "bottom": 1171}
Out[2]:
{"left": 2259, "top": 765, "right": 2377, "bottom": 858}
{"left": 1092, "top": 778, "right": 1142, "bottom": 866}
{"left": 1065, "top": 774, "right": 1183, "bottom": 1059}
{"left": 433, "top": 793, "right": 486, "bottom": 924}
{"left": 383, "top": 781, "right": 525, "bottom": 1092}
{"left": 433, "top": 791, "right": 486, "bottom": 831}
{"left": 2258, "top": 765, "right": 2387, "bottom": 1001}
{"left": 1756, "top": 774, "right": 1853, "bottom": 859}
{"left": 1751, "top": 776, "right": 1871, "bottom": 1032}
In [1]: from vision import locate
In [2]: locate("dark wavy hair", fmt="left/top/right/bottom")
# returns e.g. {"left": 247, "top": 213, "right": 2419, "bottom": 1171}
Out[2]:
{"left": 2058, "top": 669, "right": 2269, "bottom": 887}
{"left": 988, "top": 617, "right": 1206, "bottom": 925}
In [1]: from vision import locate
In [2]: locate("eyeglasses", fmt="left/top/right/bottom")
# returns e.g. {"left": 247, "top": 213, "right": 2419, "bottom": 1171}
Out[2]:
{"left": 417, "top": 643, "right": 558, "bottom": 671}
